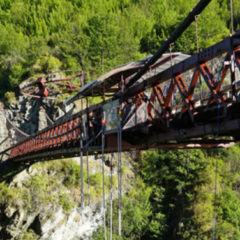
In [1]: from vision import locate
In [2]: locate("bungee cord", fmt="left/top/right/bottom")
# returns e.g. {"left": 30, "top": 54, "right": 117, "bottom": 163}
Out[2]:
{"left": 101, "top": 122, "right": 107, "bottom": 240}
{"left": 212, "top": 103, "right": 221, "bottom": 240}
{"left": 80, "top": 134, "right": 84, "bottom": 223}
{"left": 109, "top": 152, "right": 114, "bottom": 240}
{"left": 117, "top": 126, "right": 122, "bottom": 236}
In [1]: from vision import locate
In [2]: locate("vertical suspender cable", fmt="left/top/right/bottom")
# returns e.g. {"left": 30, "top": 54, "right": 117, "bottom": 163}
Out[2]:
{"left": 80, "top": 133, "right": 84, "bottom": 223}
{"left": 102, "top": 80, "right": 107, "bottom": 240}
{"left": 195, "top": 15, "right": 203, "bottom": 100}
{"left": 102, "top": 121, "right": 107, "bottom": 240}
{"left": 195, "top": 15, "right": 200, "bottom": 53}
{"left": 117, "top": 126, "right": 122, "bottom": 236}
{"left": 86, "top": 149, "right": 90, "bottom": 206}
{"left": 169, "top": 43, "right": 174, "bottom": 79}
{"left": 230, "top": 0, "right": 236, "bottom": 100}
{"left": 86, "top": 97, "right": 90, "bottom": 206}
{"left": 212, "top": 103, "right": 221, "bottom": 240}
{"left": 169, "top": 44, "right": 175, "bottom": 118}
{"left": 110, "top": 152, "right": 114, "bottom": 240}
{"left": 80, "top": 98, "right": 85, "bottom": 222}
{"left": 169, "top": 44, "right": 173, "bottom": 100}
{"left": 230, "top": 0, "right": 234, "bottom": 35}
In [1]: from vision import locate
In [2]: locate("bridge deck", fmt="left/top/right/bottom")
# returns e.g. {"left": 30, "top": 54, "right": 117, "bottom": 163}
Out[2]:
{"left": 1, "top": 30, "right": 240, "bottom": 166}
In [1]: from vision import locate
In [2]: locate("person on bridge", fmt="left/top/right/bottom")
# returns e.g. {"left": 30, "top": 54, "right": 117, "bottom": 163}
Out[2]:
{"left": 37, "top": 77, "right": 48, "bottom": 98}
{"left": 92, "top": 109, "right": 102, "bottom": 135}
{"left": 88, "top": 109, "right": 102, "bottom": 141}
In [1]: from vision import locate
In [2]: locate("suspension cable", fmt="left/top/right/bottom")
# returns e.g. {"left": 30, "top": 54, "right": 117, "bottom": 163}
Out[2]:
{"left": 230, "top": 0, "right": 234, "bottom": 35}
{"left": 109, "top": 152, "right": 114, "bottom": 240}
{"left": 212, "top": 103, "right": 221, "bottom": 240}
{"left": 117, "top": 125, "right": 122, "bottom": 236}
{"left": 102, "top": 119, "right": 107, "bottom": 240}
{"left": 86, "top": 149, "right": 90, "bottom": 206}
{"left": 195, "top": 15, "right": 200, "bottom": 53}
{"left": 229, "top": 0, "right": 237, "bottom": 101}
{"left": 195, "top": 14, "right": 203, "bottom": 100}
{"left": 85, "top": 96, "right": 90, "bottom": 207}
{"left": 41, "top": 104, "right": 54, "bottom": 125}
{"left": 80, "top": 134, "right": 84, "bottom": 223}
{"left": 169, "top": 43, "right": 174, "bottom": 76}
{"left": 0, "top": 107, "right": 29, "bottom": 138}
{"left": 168, "top": 43, "right": 175, "bottom": 124}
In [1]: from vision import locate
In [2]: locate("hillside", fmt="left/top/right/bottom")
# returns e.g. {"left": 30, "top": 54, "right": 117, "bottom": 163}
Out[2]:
{"left": 0, "top": 0, "right": 240, "bottom": 239}
{"left": 0, "top": 0, "right": 239, "bottom": 96}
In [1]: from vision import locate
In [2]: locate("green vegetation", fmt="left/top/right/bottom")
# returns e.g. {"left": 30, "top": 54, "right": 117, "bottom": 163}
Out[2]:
{"left": 1, "top": 0, "right": 240, "bottom": 239}
{"left": 17, "top": 229, "right": 39, "bottom": 240}
{"left": 3, "top": 91, "right": 16, "bottom": 107}
{"left": 93, "top": 145, "right": 240, "bottom": 239}
{"left": 0, "top": 0, "right": 239, "bottom": 96}
{"left": 1, "top": 148, "right": 240, "bottom": 239}
{"left": 0, "top": 182, "right": 22, "bottom": 206}
{"left": 0, "top": 158, "right": 119, "bottom": 213}
{"left": 59, "top": 193, "right": 74, "bottom": 214}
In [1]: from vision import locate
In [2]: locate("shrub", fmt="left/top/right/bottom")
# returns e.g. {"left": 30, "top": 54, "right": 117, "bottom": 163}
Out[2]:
{"left": 59, "top": 193, "right": 74, "bottom": 214}
{"left": 17, "top": 229, "right": 38, "bottom": 240}
{"left": 0, "top": 182, "right": 21, "bottom": 206}
{"left": 4, "top": 91, "right": 16, "bottom": 107}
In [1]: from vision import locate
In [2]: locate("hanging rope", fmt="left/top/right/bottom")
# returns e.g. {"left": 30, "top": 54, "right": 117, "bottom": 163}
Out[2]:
{"left": 230, "top": 0, "right": 234, "bottom": 35}
{"left": 109, "top": 152, "right": 114, "bottom": 240}
{"left": 195, "top": 15, "right": 200, "bottom": 53}
{"left": 117, "top": 125, "right": 122, "bottom": 236}
{"left": 212, "top": 103, "right": 221, "bottom": 240}
{"left": 229, "top": 0, "right": 236, "bottom": 101}
{"left": 85, "top": 97, "right": 90, "bottom": 207}
{"left": 41, "top": 105, "right": 54, "bottom": 125}
{"left": 169, "top": 43, "right": 174, "bottom": 77}
{"left": 86, "top": 149, "right": 90, "bottom": 206}
{"left": 101, "top": 117, "right": 107, "bottom": 240}
{"left": 0, "top": 107, "right": 30, "bottom": 138}
{"left": 168, "top": 43, "right": 175, "bottom": 126}
{"left": 195, "top": 15, "right": 203, "bottom": 100}
{"left": 80, "top": 133, "right": 84, "bottom": 223}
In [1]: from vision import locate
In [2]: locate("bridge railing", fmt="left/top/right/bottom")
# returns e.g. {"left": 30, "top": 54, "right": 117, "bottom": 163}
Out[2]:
{"left": 120, "top": 32, "right": 240, "bottom": 129}
{"left": 8, "top": 31, "right": 240, "bottom": 160}
{"left": 10, "top": 116, "right": 83, "bottom": 159}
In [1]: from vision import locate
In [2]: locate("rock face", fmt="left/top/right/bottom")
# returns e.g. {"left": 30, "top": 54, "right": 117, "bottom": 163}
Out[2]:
{"left": 0, "top": 81, "right": 135, "bottom": 240}
{"left": 0, "top": 98, "right": 50, "bottom": 154}
{"left": 0, "top": 110, "right": 10, "bottom": 154}
{"left": 0, "top": 89, "right": 71, "bottom": 160}
{"left": 0, "top": 154, "right": 135, "bottom": 240}
{"left": 39, "top": 206, "right": 103, "bottom": 240}
{"left": 0, "top": 91, "right": 78, "bottom": 155}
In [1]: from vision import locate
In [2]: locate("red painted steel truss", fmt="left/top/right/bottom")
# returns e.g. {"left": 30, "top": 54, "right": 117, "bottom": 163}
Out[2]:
{"left": 8, "top": 32, "right": 240, "bottom": 160}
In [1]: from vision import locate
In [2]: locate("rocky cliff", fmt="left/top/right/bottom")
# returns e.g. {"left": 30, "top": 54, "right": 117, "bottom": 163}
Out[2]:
{"left": 0, "top": 155, "right": 134, "bottom": 240}
{"left": 0, "top": 88, "right": 135, "bottom": 240}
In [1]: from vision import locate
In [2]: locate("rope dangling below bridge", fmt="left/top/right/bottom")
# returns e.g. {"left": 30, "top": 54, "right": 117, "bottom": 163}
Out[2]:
{"left": 101, "top": 121, "right": 107, "bottom": 240}
{"left": 212, "top": 103, "right": 221, "bottom": 240}
{"left": 86, "top": 149, "right": 90, "bottom": 206}
{"left": 80, "top": 135, "right": 84, "bottom": 223}
{"left": 117, "top": 126, "right": 122, "bottom": 236}
{"left": 109, "top": 152, "right": 114, "bottom": 240}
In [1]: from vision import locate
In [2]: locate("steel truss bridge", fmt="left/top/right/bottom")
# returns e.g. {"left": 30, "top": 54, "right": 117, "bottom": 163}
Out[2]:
{"left": 0, "top": 2, "right": 239, "bottom": 240}
{"left": 0, "top": 1, "right": 240, "bottom": 181}
{"left": 2, "top": 30, "right": 239, "bottom": 163}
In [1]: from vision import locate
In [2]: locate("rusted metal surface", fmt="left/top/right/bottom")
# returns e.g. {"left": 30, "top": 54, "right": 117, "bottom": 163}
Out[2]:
{"left": 3, "top": 31, "right": 240, "bottom": 163}
{"left": 123, "top": 31, "right": 240, "bottom": 99}
{"left": 20, "top": 72, "right": 85, "bottom": 100}
{"left": 124, "top": 0, "right": 213, "bottom": 90}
